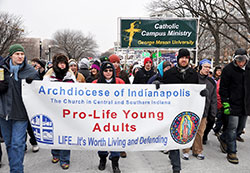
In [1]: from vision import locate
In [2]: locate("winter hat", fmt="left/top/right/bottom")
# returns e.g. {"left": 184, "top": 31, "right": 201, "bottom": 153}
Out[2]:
{"left": 91, "top": 60, "right": 100, "bottom": 71}
{"left": 109, "top": 54, "right": 120, "bottom": 63}
{"left": 199, "top": 59, "right": 211, "bottom": 66}
{"left": 102, "top": 62, "right": 113, "bottom": 71}
{"left": 37, "top": 59, "right": 46, "bottom": 69}
{"left": 68, "top": 59, "right": 77, "bottom": 66}
{"left": 100, "top": 56, "right": 109, "bottom": 63}
{"left": 9, "top": 44, "right": 25, "bottom": 56}
{"left": 144, "top": 57, "right": 152, "bottom": 66}
{"left": 52, "top": 53, "right": 69, "bottom": 68}
{"left": 79, "top": 58, "right": 89, "bottom": 69}
{"left": 132, "top": 64, "right": 141, "bottom": 73}
{"left": 177, "top": 49, "right": 190, "bottom": 61}
{"left": 213, "top": 66, "right": 222, "bottom": 74}
{"left": 234, "top": 48, "right": 248, "bottom": 61}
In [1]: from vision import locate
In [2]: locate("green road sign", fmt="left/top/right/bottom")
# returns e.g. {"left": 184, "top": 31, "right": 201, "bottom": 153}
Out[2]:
{"left": 120, "top": 18, "right": 197, "bottom": 48}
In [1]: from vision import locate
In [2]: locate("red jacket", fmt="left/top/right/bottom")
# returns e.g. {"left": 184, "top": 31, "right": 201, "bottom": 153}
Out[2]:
{"left": 92, "top": 77, "right": 125, "bottom": 84}
{"left": 217, "top": 79, "right": 222, "bottom": 109}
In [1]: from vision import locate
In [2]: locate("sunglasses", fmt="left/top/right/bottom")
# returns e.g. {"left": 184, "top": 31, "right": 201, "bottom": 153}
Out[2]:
{"left": 104, "top": 69, "right": 113, "bottom": 72}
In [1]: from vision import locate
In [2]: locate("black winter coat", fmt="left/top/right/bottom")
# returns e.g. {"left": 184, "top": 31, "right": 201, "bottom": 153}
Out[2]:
{"left": 162, "top": 66, "right": 199, "bottom": 84}
{"left": 219, "top": 61, "right": 250, "bottom": 116}
{"left": 133, "top": 67, "right": 156, "bottom": 84}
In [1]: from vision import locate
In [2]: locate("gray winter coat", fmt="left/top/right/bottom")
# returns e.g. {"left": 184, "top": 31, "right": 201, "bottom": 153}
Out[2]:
{"left": 198, "top": 73, "right": 217, "bottom": 118}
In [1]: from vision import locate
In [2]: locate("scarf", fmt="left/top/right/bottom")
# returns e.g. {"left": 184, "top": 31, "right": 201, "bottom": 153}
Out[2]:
{"left": 9, "top": 60, "right": 24, "bottom": 81}
{"left": 176, "top": 63, "right": 190, "bottom": 80}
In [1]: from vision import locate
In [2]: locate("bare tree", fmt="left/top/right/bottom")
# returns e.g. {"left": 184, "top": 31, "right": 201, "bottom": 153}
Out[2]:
{"left": 0, "top": 12, "right": 25, "bottom": 57}
{"left": 52, "top": 29, "right": 98, "bottom": 61}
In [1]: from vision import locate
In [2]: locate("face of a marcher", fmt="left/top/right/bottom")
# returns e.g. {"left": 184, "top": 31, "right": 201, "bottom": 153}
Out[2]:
{"left": 178, "top": 56, "right": 189, "bottom": 67}
{"left": 145, "top": 61, "right": 152, "bottom": 71}
{"left": 103, "top": 68, "right": 113, "bottom": 80}
{"left": 58, "top": 62, "right": 66, "bottom": 70}
{"left": 35, "top": 63, "right": 41, "bottom": 70}
{"left": 70, "top": 64, "right": 77, "bottom": 73}
{"left": 112, "top": 61, "right": 120, "bottom": 70}
{"left": 91, "top": 68, "right": 97, "bottom": 75}
{"left": 11, "top": 51, "right": 25, "bottom": 65}
{"left": 215, "top": 69, "right": 222, "bottom": 77}
{"left": 235, "top": 59, "right": 247, "bottom": 68}
{"left": 200, "top": 63, "right": 211, "bottom": 76}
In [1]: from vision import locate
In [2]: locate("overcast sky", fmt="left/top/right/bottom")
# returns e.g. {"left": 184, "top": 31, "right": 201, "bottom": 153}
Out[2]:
{"left": 0, "top": 0, "right": 152, "bottom": 53}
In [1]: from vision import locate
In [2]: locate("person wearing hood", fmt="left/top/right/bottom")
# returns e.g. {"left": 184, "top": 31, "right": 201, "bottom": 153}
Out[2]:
{"left": 162, "top": 48, "right": 199, "bottom": 173}
{"left": 78, "top": 58, "right": 90, "bottom": 79}
{"left": 183, "top": 59, "right": 217, "bottom": 160}
{"left": 218, "top": 48, "right": 250, "bottom": 164}
{"left": 68, "top": 59, "right": 86, "bottom": 83}
{"left": 0, "top": 44, "right": 39, "bottom": 173}
{"left": 129, "top": 64, "right": 141, "bottom": 84}
{"left": 133, "top": 57, "right": 156, "bottom": 84}
{"left": 43, "top": 54, "right": 76, "bottom": 170}
{"left": 92, "top": 61, "right": 124, "bottom": 173}
{"left": 147, "top": 60, "right": 171, "bottom": 84}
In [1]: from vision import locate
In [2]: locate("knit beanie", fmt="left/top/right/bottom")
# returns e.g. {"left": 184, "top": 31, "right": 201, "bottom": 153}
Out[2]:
{"left": 91, "top": 60, "right": 100, "bottom": 71}
{"left": 177, "top": 49, "right": 190, "bottom": 61}
{"left": 68, "top": 59, "right": 77, "bottom": 66}
{"left": 199, "top": 59, "right": 211, "bottom": 66}
{"left": 144, "top": 57, "right": 152, "bottom": 66}
{"left": 109, "top": 54, "right": 120, "bottom": 63}
{"left": 9, "top": 44, "right": 25, "bottom": 56}
{"left": 38, "top": 59, "right": 46, "bottom": 69}
{"left": 234, "top": 48, "right": 248, "bottom": 61}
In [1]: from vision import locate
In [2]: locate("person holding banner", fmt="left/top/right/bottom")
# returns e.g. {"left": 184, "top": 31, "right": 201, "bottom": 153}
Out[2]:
{"left": 0, "top": 44, "right": 40, "bottom": 173}
{"left": 162, "top": 48, "right": 199, "bottom": 173}
{"left": 182, "top": 59, "right": 217, "bottom": 160}
{"left": 43, "top": 53, "right": 76, "bottom": 170}
{"left": 92, "top": 61, "right": 124, "bottom": 173}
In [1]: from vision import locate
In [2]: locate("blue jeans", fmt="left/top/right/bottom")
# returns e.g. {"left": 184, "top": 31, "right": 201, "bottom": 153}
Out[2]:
{"left": 220, "top": 115, "right": 248, "bottom": 154}
{"left": 169, "top": 149, "right": 181, "bottom": 171}
{"left": 98, "top": 151, "right": 120, "bottom": 160}
{"left": 0, "top": 118, "right": 28, "bottom": 173}
{"left": 51, "top": 149, "right": 70, "bottom": 165}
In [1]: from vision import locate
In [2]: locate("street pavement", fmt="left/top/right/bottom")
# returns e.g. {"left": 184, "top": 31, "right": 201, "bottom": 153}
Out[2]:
{"left": 1, "top": 119, "right": 250, "bottom": 173}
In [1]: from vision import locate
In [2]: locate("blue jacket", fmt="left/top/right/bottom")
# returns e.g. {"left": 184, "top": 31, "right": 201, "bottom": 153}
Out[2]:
{"left": 0, "top": 56, "right": 39, "bottom": 120}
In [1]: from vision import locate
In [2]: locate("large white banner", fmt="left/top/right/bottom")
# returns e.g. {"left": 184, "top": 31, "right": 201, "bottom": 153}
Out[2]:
{"left": 22, "top": 81, "right": 205, "bottom": 151}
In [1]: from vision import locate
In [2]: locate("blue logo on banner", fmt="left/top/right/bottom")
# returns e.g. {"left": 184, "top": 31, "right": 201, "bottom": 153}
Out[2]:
{"left": 31, "top": 114, "right": 54, "bottom": 144}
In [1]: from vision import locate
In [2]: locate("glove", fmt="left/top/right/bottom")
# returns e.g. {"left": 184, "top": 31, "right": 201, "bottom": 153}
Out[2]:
{"left": 200, "top": 88, "right": 208, "bottom": 97}
{"left": 26, "top": 78, "right": 34, "bottom": 84}
{"left": 222, "top": 102, "right": 231, "bottom": 115}
{"left": 0, "top": 80, "right": 8, "bottom": 93}
{"left": 152, "top": 80, "right": 160, "bottom": 90}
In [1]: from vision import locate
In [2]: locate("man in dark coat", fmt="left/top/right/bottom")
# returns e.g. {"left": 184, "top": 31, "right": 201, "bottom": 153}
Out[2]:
{"left": 0, "top": 44, "right": 39, "bottom": 172}
{"left": 218, "top": 48, "right": 250, "bottom": 164}
{"left": 133, "top": 57, "right": 156, "bottom": 84}
{"left": 162, "top": 48, "right": 199, "bottom": 173}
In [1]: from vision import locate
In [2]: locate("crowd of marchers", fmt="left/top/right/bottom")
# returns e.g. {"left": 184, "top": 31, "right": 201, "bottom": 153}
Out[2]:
{"left": 0, "top": 44, "right": 249, "bottom": 173}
